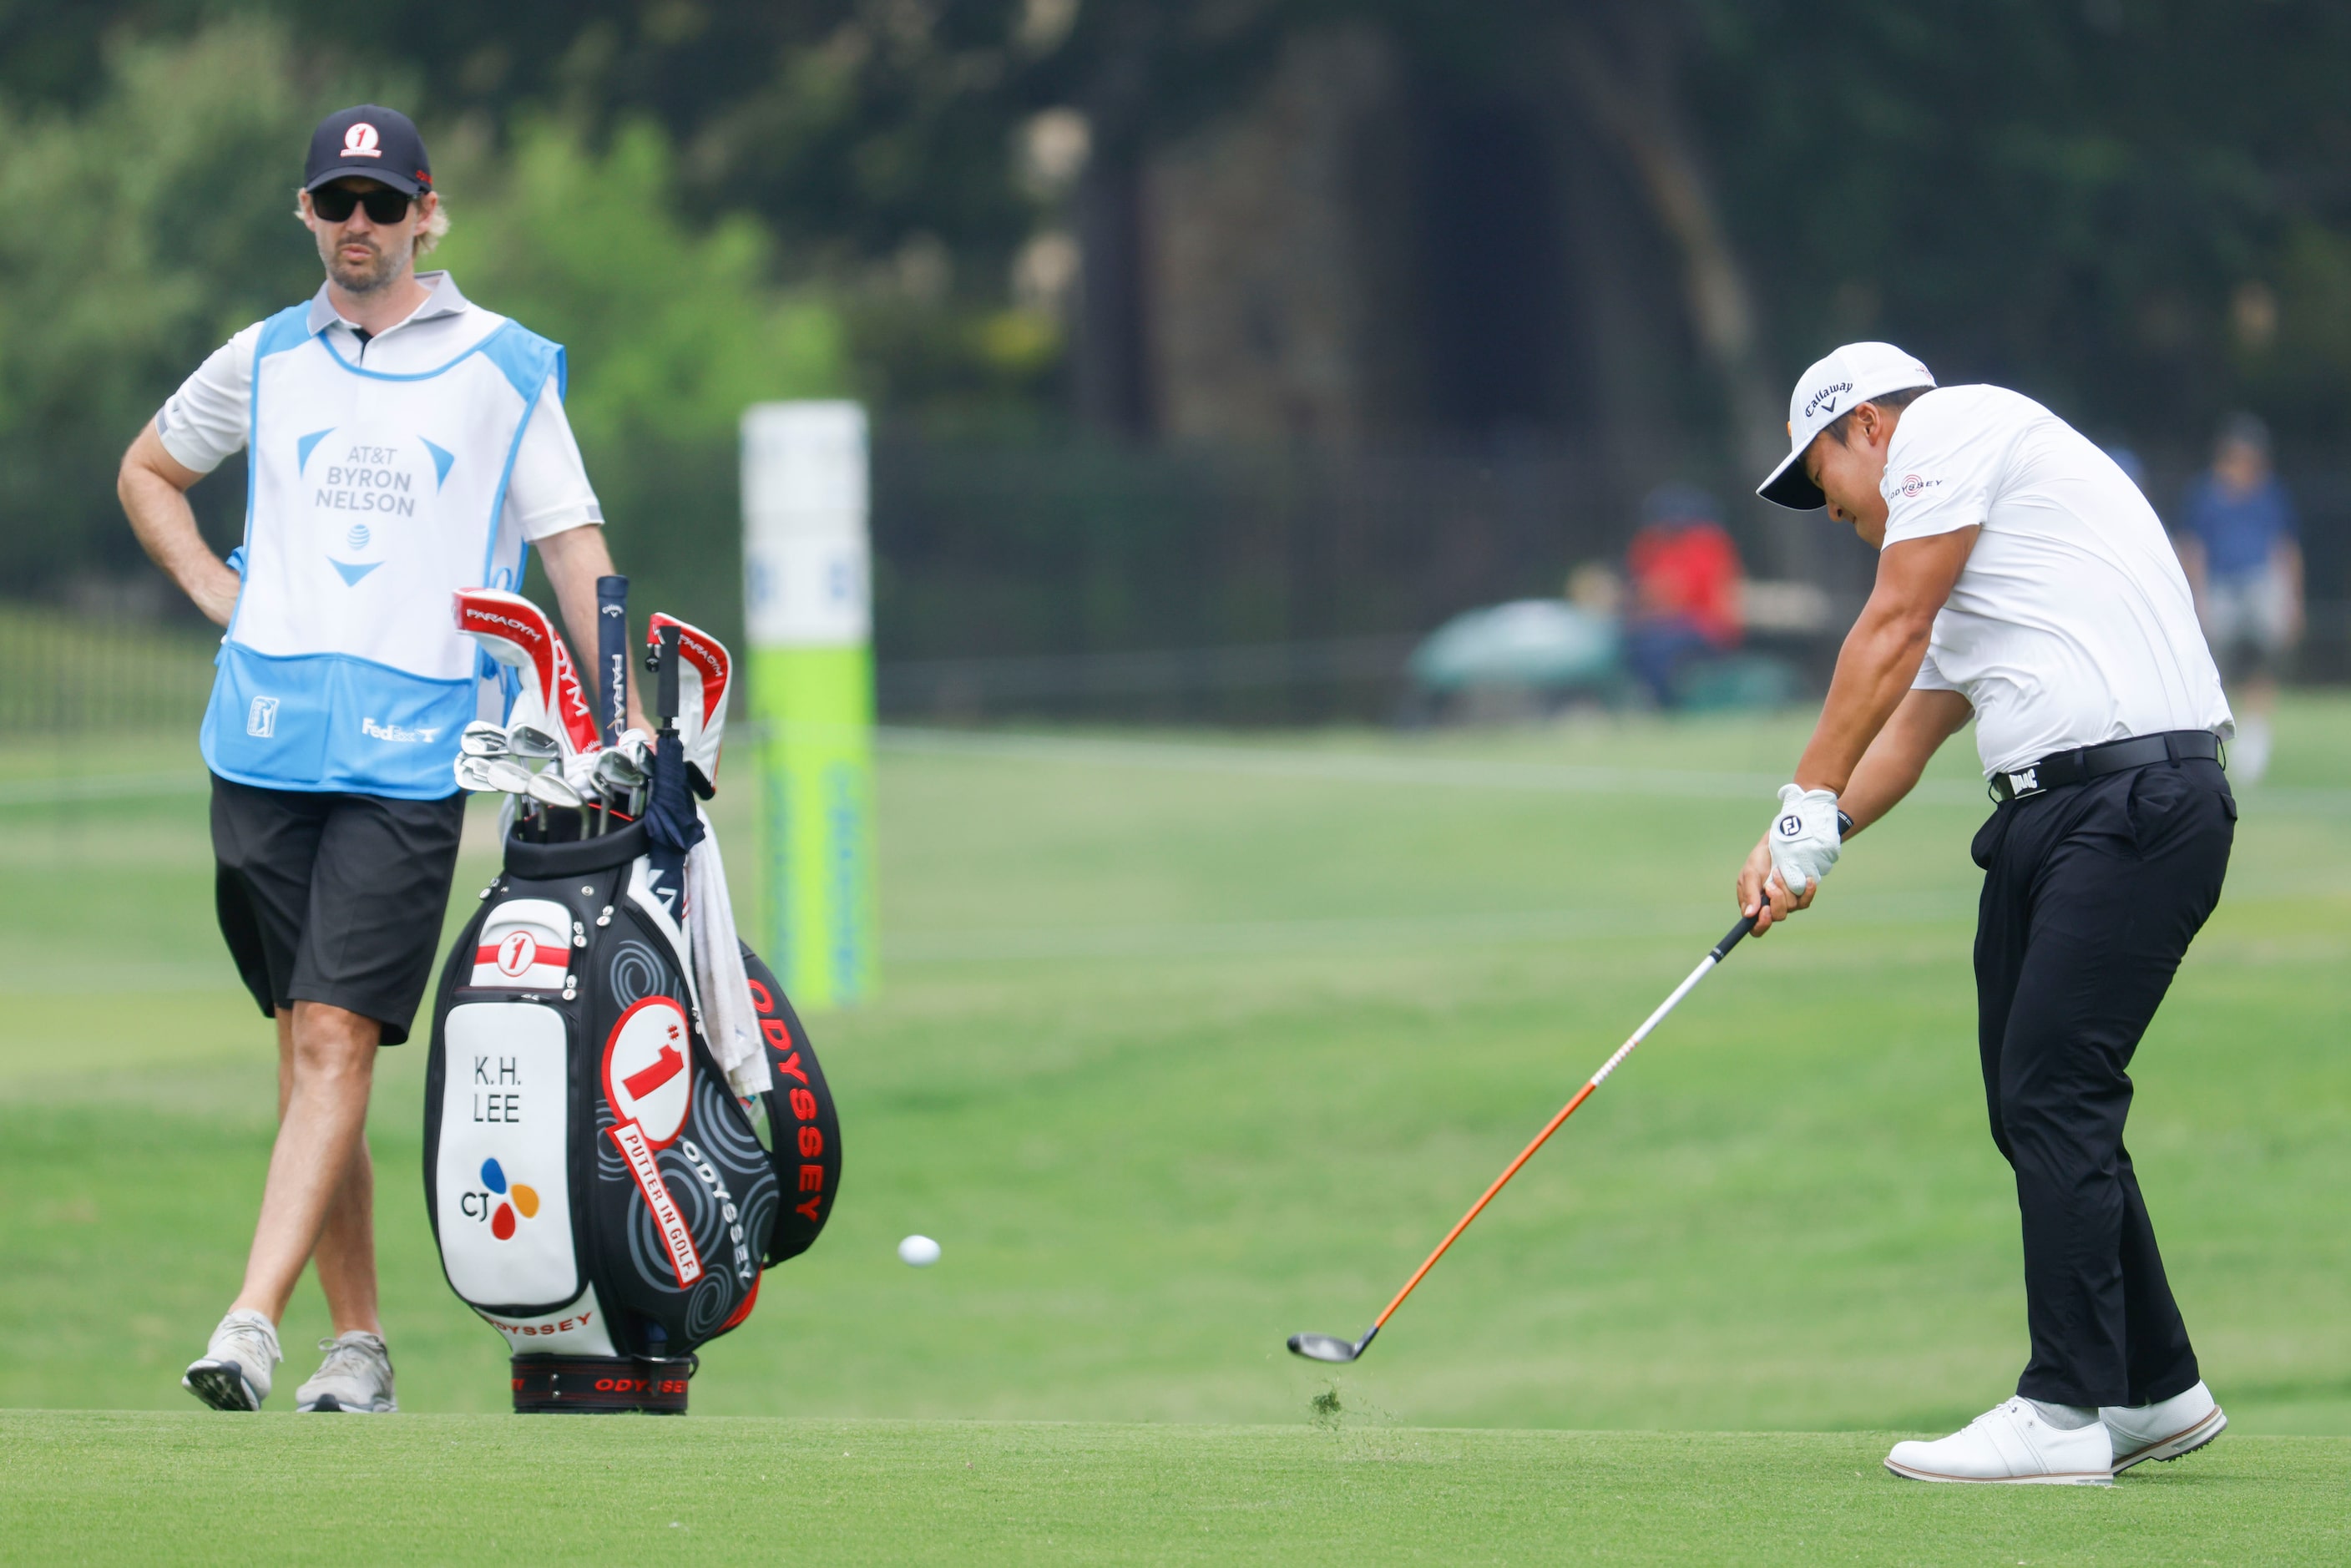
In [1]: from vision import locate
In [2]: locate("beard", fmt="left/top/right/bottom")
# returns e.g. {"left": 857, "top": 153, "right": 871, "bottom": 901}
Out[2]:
{"left": 317, "top": 230, "right": 407, "bottom": 296}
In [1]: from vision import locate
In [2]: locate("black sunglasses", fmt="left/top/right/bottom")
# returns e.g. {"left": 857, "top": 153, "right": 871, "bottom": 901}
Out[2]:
{"left": 311, "top": 185, "right": 415, "bottom": 225}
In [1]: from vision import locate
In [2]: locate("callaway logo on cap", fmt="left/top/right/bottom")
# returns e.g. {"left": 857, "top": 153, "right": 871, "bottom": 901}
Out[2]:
{"left": 305, "top": 104, "right": 432, "bottom": 197}
{"left": 1756, "top": 341, "right": 1934, "bottom": 510}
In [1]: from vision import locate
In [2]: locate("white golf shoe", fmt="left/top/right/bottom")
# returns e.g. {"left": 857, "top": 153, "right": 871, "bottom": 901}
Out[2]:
{"left": 1885, "top": 1397, "right": 2113, "bottom": 1485}
{"left": 182, "top": 1309, "right": 281, "bottom": 1412}
{"left": 2104, "top": 1381, "right": 2226, "bottom": 1473}
{"left": 295, "top": 1330, "right": 398, "bottom": 1414}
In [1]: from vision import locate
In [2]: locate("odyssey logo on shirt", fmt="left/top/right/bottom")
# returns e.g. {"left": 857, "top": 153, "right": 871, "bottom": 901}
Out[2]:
{"left": 1895, "top": 473, "right": 1944, "bottom": 499}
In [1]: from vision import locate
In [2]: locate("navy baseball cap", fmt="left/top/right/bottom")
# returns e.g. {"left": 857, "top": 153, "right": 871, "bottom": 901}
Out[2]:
{"left": 306, "top": 106, "right": 432, "bottom": 196}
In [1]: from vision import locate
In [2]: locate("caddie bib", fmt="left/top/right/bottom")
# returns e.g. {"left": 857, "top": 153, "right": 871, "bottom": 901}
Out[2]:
{"left": 200, "top": 303, "right": 565, "bottom": 797}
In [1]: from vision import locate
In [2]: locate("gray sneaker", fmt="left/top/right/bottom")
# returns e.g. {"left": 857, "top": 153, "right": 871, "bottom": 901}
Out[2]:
{"left": 295, "top": 1330, "right": 397, "bottom": 1413}
{"left": 183, "top": 1309, "right": 281, "bottom": 1411}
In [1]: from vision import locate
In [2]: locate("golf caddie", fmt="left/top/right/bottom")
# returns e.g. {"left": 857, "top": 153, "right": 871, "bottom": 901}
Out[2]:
{"left": 118, "top": 106, "right": 639, "bottom": 1412}
{"left": 1739, "top": 343, "right": 2235, "bottom": 1485}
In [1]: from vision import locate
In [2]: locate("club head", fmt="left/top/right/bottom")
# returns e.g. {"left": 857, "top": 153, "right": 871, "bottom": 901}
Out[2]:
{"left": 453, "top": 754, "right": 502, "bottom": 792}
{"left": 478, "top": 757, "right": 532, "bottom": 793}
{"left": 507, "top": 724, "right": 562, "bottom": 761}
{"left": 527, "top": 771, "right": 584, "bottom": 812}
{"left": 1287, "top": 1332, "right": 1371, "bottom": 1364}
{"left": 459, "top": 721, "right": 509, "bottom": 758}
{"left": 594, "top": 749, "right": 647, "bottom": 792}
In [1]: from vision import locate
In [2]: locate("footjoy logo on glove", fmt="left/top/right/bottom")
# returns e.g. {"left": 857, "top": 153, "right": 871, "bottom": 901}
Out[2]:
{"left": 1777, "top": 813, "right": 1802, "bottom": 837}
{"left": 461, "top": 1156, "right": 541, "bottom": 1240}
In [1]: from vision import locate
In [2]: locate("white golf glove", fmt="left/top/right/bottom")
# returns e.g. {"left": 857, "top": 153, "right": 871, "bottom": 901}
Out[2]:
{"left": 1767, "top": 783, "right": 1843, "bottom": 898}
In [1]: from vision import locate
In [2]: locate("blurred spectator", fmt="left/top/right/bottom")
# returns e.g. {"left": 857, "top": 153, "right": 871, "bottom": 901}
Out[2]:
{"left": 2177, "top": 413, "right": 2302, "bottom": 782}
{"left": 1624, "top": 484, "right": 1743, "bottom": 707}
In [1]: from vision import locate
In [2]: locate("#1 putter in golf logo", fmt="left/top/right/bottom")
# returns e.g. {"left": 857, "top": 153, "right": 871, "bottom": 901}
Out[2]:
{"left": 1287, "top": 913, "right": 1760, "bottom": 1364}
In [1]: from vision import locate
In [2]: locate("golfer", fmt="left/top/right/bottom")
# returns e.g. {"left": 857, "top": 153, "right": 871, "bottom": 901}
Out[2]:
{"left": 1739, "top": 343, "right": 2234, "bottom": 1485}
{"left": 119, "top": 106, "right": 639, "bottom": 1412}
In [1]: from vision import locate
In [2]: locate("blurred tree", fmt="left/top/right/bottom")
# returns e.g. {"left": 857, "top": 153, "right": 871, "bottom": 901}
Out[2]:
{"left": 430, "top": 114, "right": 848, "bottom": 640}
{"left": 1694, "top": 0, "right": 2351, "bottom": 447}
{"left": 0, "top": 18, "right": 328, "bottom": 586}
{"left": 0, "top": 18, "right": 846, "bottom": 613}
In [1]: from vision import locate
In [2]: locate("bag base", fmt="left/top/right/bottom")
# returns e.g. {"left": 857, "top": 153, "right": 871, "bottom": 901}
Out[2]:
{"left": 511, "top": 1353, "right": 697, "bottom": 1414}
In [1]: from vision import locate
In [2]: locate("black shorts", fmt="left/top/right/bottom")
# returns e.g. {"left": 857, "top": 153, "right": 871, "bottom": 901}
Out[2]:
{"left": 211, "top": 774, "right": 468, "bottom": 1045}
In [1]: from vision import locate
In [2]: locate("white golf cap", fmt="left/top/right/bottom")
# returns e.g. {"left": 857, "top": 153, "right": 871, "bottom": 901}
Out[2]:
{"left": 1755, "top": 341, "right": 1936, "bottom": 509}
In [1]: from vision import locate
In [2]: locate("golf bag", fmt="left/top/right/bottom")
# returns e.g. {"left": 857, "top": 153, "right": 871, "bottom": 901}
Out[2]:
{"left": 422, "top": 819, "right": 842, "bottom": 1414}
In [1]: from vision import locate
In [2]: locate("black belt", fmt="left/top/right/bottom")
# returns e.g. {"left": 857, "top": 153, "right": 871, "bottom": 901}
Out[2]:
{"left": 1989, "top": 729, "right": 2221, "bottom": 802}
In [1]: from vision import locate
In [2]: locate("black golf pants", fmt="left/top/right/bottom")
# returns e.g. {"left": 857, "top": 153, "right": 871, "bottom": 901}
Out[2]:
{"left": 1971, "top": 756, "right": 2234, "bottom": 1409}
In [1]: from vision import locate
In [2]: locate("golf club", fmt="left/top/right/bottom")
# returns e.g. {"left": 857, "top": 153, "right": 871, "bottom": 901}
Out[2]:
{"left": 592, "top": 746, "right": 646, "bottom": 834}
{"left": 527, "top": 768, "right": 585, "bottom": 839}
{"left": 453, "top": 753, "right": 503, "bottom": 792}
{"left": 459, "top": 720, "right": 509, "bottom": 759}
{"left": 1287, "top": 912, "right": 1761, "bottom": 1365}
{"left": 596, "top": 574, "right": 629, "bottom": 749}
{"left": 506, "top": 723, "right": 562, "bottom": 762}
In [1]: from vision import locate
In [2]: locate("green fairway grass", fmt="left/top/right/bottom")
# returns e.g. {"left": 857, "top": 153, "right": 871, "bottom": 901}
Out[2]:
{"left": 1, "top": 701, "right": 2346, "bottom": 1555}
{"left": 5, "top": 1413, "right": 2344, "bottom": 1565}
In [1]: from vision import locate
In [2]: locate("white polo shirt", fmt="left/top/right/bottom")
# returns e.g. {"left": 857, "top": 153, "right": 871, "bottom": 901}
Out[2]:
{"left": 156, "top": 271, "right": 601, "bottom": 539}
{"left": 1886, "top": 385, "right": 2232, "bottom": 776}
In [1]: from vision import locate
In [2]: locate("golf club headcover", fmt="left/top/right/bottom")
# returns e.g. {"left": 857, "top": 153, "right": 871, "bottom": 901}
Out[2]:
{"left": 549, "top": 634, "right": 603, "bottom": 759}
{"left": 455, "top": 589, "right": 561, "bottom": 746}
{"left": 646, "top": 614, "right": 731, "bottom": 798}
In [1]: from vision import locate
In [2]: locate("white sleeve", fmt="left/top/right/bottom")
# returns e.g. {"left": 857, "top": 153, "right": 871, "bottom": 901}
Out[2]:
{"left": 504, "top": 382, "right": 606, "bottom": 543}
{"left": 1912, "top": 644, "right": 1960, "bottom": 691}
{"left": 154, "top": 323, "right": 264, "bottom": 474}
{"left": 1879, "top": 394, "right": 2000, "bottom": 544}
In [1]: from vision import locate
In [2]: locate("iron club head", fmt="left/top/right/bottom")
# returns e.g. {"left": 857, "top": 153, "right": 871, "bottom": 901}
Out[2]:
{"left": 506, "top": 723, "right": 562, "bottom": 761}
{"left": 593, "top": 749, "right": 646, "bottom": 792}
{"left": 479, "top": 756, "right": 534, "bottom": 794}
{"left": 1287, "top": 1328, "right": 1376, "bottom": 1364}
{"left": 527, "top": 771, "right": 584, "bottom": 812}
{"left": 459, "top": 720, "right": 509, "bottom": 758}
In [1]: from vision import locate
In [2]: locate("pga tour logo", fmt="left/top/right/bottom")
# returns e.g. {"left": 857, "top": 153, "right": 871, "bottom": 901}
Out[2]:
{"left": 247, "top": 695, "right": 279, "bottom": 738}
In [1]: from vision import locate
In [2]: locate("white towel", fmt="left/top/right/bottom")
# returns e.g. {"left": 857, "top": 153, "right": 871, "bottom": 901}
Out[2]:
{"left": 686, "top": 811, "right": 772, "bottom": 1100}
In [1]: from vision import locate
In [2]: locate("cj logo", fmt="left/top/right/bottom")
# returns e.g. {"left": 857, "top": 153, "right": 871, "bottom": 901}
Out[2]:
{"left": 342, "top": 122, "right": 382, "bottom": 158}
{"left": 461, "top": 1157, "right": 540, "bottom": 1240}
{"left": 247, "top": 696, "right": 279, "bottom": 738}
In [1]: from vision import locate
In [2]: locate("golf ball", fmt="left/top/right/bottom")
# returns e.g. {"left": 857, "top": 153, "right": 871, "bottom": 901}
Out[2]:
{"left": 897, "top": 1234, "right": 942, "bottom": 1267}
